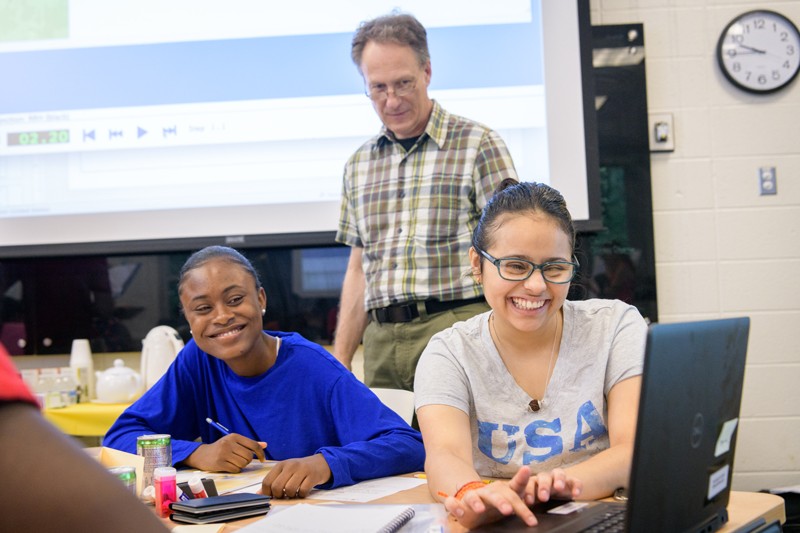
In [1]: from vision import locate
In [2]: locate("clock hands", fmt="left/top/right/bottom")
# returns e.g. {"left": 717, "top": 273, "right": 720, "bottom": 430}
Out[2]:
{"left": 736, "top": 43, "right": 766, "bottom": 54}
{"left": 733, "top": 42, "right": 788, "bottom": 63}
{"left": 724, "top": 41, "right": 767, "bottom": 56}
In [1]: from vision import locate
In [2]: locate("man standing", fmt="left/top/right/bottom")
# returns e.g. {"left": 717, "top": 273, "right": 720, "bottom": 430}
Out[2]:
{"left": 334, "top": 13, "right": 518, "bottom": 392}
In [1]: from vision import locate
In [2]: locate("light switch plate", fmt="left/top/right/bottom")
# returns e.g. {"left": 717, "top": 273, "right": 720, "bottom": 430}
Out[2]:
{"left": 648, "top": 113, "right": 675, "bottom": 152}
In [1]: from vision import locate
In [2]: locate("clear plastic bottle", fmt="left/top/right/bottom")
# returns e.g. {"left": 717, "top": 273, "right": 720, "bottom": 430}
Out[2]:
{"left": 20, "top": 369, "right": 39, "bottom": 392}
{"left": 26, "top": 369, "right": 47, "bottom": 408}
{"left": 57, "top": 367, "right": 79, "bottom": 406}
{"left": 37, "top": 368, "right": 64, "bottom": 409}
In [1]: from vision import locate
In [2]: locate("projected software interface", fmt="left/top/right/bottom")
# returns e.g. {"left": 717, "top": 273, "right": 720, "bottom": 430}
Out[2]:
{"left": 0, "top": 0, "right": 546, "bottom": 222}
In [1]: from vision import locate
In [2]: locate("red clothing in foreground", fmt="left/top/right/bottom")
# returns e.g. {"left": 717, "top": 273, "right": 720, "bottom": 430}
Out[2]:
{"left": 0, "top": 343, "right": 37, "bottom": 406}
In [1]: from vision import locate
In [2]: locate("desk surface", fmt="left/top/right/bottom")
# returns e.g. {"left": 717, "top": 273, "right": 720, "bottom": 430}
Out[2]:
{"left": 43, "top": 401, "right": 129, "bottom": 437}
{"left": 165, "top": 477, "right": 786, "bottom": 532}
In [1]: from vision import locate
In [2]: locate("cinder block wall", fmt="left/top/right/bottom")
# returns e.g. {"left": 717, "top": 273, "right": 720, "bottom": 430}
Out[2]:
{"left": 591, "top": 0, "right": 800, "bottom": 490}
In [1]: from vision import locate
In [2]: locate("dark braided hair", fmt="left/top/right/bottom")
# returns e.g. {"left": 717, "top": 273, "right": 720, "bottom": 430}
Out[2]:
{"left": 472, "top": 179, "right": 576, "bottom": 254}
{"left": 178, "top": 246, "right": 262, "bottom": 299}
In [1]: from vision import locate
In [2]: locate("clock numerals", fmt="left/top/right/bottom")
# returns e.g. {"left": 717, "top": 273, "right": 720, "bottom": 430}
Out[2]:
{"left": 717, "top": 10, "right": 800, "bottom": 93}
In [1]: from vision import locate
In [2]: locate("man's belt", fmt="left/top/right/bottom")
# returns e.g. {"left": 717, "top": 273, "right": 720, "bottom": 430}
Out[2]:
{"left": 368, "top": 297, "right": 485, "bottom": 324}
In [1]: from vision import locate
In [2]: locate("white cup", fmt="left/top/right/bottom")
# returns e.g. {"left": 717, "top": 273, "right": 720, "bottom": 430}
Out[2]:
{"left": 70, "top": 339, "right": 91, "bottom": 362}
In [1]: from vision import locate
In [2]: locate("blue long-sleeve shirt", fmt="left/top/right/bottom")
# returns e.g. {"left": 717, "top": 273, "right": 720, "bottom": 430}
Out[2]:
{"left": 103, "top": 331, "right": 425, "bottom": 488}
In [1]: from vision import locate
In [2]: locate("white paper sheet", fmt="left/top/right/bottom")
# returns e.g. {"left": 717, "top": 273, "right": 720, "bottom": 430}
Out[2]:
{"left": 306, "top": 476, "right": 427, "bottom": 503}
{"left": 174, "top": 463, "right": 426, "bottom": 502}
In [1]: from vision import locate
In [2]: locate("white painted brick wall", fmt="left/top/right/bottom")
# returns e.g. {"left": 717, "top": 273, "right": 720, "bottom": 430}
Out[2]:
{"left": 593, "top": 0, "right": 800, "bottom": 491}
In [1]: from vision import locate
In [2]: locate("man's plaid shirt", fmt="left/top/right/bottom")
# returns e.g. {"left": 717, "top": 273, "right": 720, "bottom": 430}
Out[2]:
{"left": 336, "top": 101, "right": 518, "bottom": 311}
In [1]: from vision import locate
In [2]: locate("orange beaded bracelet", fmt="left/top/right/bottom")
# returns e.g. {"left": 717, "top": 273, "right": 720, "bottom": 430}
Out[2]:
{"left": 454, "top": 480, "right": 488, "bottom": 500}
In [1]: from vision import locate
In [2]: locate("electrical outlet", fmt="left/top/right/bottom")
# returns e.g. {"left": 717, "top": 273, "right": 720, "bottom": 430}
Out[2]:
{"left": 759, "top": 167, "right": 777, "bottom": 196}
{"left": 648, "top": 113, "right": 674, "bottom": 152}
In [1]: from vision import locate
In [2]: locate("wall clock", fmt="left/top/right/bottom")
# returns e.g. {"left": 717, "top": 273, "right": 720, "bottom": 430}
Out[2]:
{"left": 717, "top": 10, "right": 800, "bottom": 94}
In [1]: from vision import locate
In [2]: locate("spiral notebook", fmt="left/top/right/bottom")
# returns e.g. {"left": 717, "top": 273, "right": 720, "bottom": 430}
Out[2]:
{"left": 236, "top": 503, "right": 415, "bottom": 533}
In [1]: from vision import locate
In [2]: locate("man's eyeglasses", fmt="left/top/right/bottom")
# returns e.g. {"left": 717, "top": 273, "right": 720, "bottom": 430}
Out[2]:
{"left": 476, "top": 247, "right": 579, "bottom": 284}
{"left": 365, "top": 78, "right": 417, "bottom": 102}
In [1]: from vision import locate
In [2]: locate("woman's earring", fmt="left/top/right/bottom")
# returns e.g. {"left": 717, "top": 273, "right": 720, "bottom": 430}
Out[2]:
{"left": 261, "top": 309, "right": 266, "bottom": 315}
{"left": 189, "top": 330, "right": 193, "bottom": 336}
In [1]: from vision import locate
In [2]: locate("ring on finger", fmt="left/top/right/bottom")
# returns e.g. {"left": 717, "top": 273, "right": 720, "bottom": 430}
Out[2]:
{"left": 295, "top": 488, "right": 301, "bottom": 498}
{"left": 282, "top": 488, "right": 287, "bottom": 498}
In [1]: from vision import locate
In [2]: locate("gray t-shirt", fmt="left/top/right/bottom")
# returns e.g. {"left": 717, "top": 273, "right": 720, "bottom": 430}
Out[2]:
{"left": 414, "top": 299, "right": 647, "bottom": 478}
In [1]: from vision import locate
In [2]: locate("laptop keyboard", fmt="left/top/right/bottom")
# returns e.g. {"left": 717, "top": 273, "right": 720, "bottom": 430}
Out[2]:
{"left": 581, "top": 505, "right": 626, "bottom": 532}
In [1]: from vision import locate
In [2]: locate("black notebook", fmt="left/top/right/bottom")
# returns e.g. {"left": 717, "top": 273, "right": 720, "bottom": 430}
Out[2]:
{"left": 169, "top": 493, "right": 271, "bottom": 525}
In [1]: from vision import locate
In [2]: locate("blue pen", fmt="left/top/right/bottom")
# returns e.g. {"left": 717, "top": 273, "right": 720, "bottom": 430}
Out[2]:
{"left": 206, "top": 417, "right": 268, "bottom": 450}
{"left": 205, "top": 417, "right": 231, "bottom": 435}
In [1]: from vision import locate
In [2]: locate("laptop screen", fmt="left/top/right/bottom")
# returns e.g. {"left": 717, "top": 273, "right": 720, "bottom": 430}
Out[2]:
{"left": 626, "top": 317, "right": 750, "bottom": 533}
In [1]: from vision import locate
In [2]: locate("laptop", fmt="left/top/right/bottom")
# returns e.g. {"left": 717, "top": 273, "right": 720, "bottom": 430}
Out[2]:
{"left": 477, "top": 317, "right": 751, "bottom": 533}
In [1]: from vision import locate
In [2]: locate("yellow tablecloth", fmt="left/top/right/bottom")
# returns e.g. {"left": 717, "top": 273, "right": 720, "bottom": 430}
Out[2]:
{"left": 43, "top": 402, "right": 131, "bottom": 437}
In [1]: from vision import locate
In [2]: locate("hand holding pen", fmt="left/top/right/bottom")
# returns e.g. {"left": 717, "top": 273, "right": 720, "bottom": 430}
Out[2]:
{"left": 182, "top": 418, "right": 268, "bottom": 473}
{"left": 206, "top": 417, "right": 267, "bottom": 448}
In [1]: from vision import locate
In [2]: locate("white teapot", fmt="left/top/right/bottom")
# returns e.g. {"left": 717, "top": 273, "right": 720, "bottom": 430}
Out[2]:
{"left": 95, "top": 359, "right": 144, "bottom": 403}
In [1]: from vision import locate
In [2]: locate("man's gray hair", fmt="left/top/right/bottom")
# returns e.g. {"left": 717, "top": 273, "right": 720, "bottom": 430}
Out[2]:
{"left": 351, "top": 12, "right": 430, "bottom": 71}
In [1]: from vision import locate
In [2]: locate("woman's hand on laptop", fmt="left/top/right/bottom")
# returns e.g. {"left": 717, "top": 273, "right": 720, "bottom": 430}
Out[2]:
{"left": 444, "top": 465, "right": 540, "bottom": 528}
{"left": 444, "top": 466, "right": 584, "bottom": 529}
{"left": 528, "top": 467, "right": 583, "bottom": 503}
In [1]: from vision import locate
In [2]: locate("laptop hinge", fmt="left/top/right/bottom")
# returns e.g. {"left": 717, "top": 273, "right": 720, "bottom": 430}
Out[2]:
{"left": 693, "top": 508, "right": 728, "bottom": 533}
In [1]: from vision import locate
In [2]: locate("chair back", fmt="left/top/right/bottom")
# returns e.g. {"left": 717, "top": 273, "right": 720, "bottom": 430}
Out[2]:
{"left": 370, "top": 387, "right": 415, "bottom": 425}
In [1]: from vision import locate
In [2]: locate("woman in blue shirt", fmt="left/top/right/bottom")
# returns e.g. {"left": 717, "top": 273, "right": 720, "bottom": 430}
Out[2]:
{"left": 104, "top": 245, "right": 424, "bottom": 499}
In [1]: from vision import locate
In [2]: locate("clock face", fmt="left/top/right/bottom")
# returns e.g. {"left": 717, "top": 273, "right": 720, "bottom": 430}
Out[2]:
{"left": 717, "top": 10, "right": 800, "bottom": 94}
